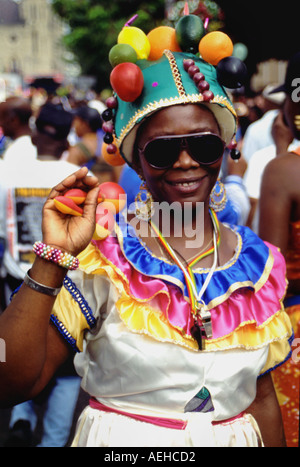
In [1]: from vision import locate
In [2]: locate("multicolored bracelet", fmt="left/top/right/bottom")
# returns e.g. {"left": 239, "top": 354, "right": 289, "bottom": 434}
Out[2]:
{"left": 33, "top": 241, "right": 79, "bottom": 271}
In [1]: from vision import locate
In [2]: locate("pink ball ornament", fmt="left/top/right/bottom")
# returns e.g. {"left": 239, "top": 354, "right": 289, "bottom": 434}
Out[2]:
{"left": 106, "top": 96, "right": 118, "bottom": 109}
{"left": 202, "top": 90, "right": 214, "bottom": 102}
{"left": 183, "top": 59, "right": 195, "bottom": 71}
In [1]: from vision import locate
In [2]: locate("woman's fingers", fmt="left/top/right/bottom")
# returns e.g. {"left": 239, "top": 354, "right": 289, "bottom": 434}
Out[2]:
{"left": 47, "top": 167, "right": 99, "bottom": 200}
{"left": 81, "top": 184, "right": 100, "bottom": 221}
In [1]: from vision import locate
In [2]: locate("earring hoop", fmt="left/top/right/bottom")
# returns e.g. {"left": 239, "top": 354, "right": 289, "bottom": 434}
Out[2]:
{"left": 135, "top": 180, "right": 155, "bottom": 221}
{"left": 209, "top": 179, "right": 227, "bottom": 212}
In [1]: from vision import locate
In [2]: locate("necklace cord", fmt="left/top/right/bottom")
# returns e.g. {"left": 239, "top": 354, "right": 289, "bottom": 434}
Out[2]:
{"left": 149, "top": 209, "right": 219, "bottom": 335}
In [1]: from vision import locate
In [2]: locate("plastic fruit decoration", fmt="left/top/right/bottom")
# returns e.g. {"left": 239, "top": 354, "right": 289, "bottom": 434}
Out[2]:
{"left": 109, "top": 43, "right": 138, "bottom": 68}
{"left": 117, "top": 26, "right": 150, "bottom": 60}
{"left": 110, "top": 62, "right": 144, "bottom": 102}
{"left": 97, "top": 182, "right": 126, "bottom": 213}
{"left": 147, "top": 26, "right": 181, "bottom": 61}
{"left": 64, "top": 188, "right": 87, "bottom": 205}
{"left": 93, "top": 205, "right": 115, "bottom": 240}
{"left": 232, "top": 43, "right": 248, "bottom": 62}
{"left": 102, "top": 136, "right": 125, "bottom": 167}
{"left": 175, "top": 14, "right": 205, "bottom": 54}
{"left": 54, "top": 196, "right": 83, "bottom": 217}
{"left": 199, "top": 31, "right": 233, "bottom": 66}
{"left": 216, "top": 56, "right": 248, "bottom": 88}
{"left": 53, "top": 183, "right": 126, "bottom": 241}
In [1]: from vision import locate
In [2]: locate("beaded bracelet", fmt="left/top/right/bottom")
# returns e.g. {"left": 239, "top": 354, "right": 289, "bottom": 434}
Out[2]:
{"left": 33, "top": 241, "right": 79, "bottom": 271}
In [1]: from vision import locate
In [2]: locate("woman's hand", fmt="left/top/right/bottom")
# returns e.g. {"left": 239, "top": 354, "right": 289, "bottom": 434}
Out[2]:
{"left": 271, "top": 111, "right": 294, "bottom": 155}
{"left": 42, "top": 167, "right": 100, "bottom": 256}
{"left": 227, "top": 153, "right": 248, "bottom": 177}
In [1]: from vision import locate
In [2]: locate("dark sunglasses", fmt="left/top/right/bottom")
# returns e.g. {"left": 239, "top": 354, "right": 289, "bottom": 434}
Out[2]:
{"left": 138, "top": 132, "right": 225, "bottom": 170}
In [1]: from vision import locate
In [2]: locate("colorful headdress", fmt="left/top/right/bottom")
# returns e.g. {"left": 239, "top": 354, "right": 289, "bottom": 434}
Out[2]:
{"left": 102, "top": 8, "right": 247, "bottom": 166}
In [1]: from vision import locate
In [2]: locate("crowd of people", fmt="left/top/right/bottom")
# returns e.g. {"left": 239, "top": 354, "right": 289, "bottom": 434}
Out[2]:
{"left": 0, "top": 48, "right": 298, "bottom": 448}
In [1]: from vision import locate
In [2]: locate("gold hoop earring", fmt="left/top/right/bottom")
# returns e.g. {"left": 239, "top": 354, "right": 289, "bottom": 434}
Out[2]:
{"left": 135, "top": 180, "right": 155, "bottom": 221}
{"left": 209, "top": 179, "right": 227, "bottom": 212}
{"left": 294, "top": 115, "right": 300, "bottom": 130}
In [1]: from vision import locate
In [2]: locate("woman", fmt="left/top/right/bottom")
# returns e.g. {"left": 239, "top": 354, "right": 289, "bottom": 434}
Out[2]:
{"left": 0, "top": 48, "right": 292, "bottom": 447}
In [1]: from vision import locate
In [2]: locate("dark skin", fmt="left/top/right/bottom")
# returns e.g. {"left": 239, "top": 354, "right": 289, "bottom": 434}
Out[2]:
{"left": 0, "top": 97, "right": 32, "bottom": 140}
{"left": 132, "top": 104, "right": 236, "bottom": 267}
{"left": 0, "top": 104, "right": 285, "bottom": 446}
{"left": 246, "top": 106, "right": 294, "bottom": 229}
{"left": 67, "top": 116, "right": 100, "bottom": 166}
{"left": 259, "top": 96, "right": 300, "bottom": 294}
{"left": 67, "top": 116, "right": 122, "bottom": 183}
{"left": 0, "top": 168, "right": 99, "bottom": 405}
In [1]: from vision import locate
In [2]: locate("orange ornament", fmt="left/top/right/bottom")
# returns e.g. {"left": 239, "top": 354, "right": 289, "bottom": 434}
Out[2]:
{"left": 199, "top": 31, "right": 233, "bottom": 66}
{"left": 97, "top": 182, "right": 126, "bottom": 214}
{"left": 147, "top": 26, "right": 181, "bottom": 61}
{"left": 93, "top": 205, "right": 115, "bottom": 240}
{"left": 102, "top": 137, "right": 125, "bottom": 167}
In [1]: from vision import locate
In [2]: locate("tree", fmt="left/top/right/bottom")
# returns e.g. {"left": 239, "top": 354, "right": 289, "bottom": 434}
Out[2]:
{"left": 51, "top": 0, "right": 165, "bottom": 91}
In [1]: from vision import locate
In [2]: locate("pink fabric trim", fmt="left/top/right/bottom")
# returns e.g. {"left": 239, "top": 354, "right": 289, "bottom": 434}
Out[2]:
{"left": 212, "top": 412, "right": 245, "bottom": 425}
{"left": 89, "top": 398, "right": 245, "bottom": 429}
{"left": 89, "top": 398, "right": 188, "bottom": 430}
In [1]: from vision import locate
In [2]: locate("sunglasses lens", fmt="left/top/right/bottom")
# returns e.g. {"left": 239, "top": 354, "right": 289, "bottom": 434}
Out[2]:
{"left": 189, "top": 134, "right": 224, "bottom": 165}
{"left": 144, "top": 138, "right": 179, "bottom": 169}
{"left": 143, "top": 134, "right": 224, "bottom": 168}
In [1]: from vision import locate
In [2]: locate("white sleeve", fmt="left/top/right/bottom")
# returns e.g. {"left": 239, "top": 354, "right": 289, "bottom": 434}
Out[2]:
{"left": 243, "top": 146, "right": 275, "bottom": 200}
{"left": 224, "top": 175, "right": 250, "bottom": 226}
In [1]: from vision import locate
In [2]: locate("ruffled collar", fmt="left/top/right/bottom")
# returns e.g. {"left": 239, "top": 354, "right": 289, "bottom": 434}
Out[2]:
{"left": 98, "top": 214, "right": 273, "bottom": 310}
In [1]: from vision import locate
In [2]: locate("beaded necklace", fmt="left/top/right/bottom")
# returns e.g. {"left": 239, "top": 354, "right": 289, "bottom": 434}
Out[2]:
{"left": 150, "top": 209, "right": 220, "bottom": 350}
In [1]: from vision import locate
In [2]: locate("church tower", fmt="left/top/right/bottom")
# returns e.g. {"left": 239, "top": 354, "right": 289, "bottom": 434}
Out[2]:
{"left": 0, "top": 0, "right": 66, "bottom": 79}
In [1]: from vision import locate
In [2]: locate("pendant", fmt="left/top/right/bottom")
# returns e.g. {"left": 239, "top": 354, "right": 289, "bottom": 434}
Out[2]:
{"left": 200, "top": 309, "right": 213, "bottom": 339}
{"left": 191, "top": 303, "right": 213, "bottom": 350}
{"left": 190, "top": 321, "right": 203, "bottom": 351}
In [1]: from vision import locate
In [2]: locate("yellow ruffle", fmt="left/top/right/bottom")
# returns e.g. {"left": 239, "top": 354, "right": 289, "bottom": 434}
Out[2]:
{"left": 78, "top": 243, "right": 131, "bottom": 297}
{"left": 116, "top": 295, "right": 199, "bottom": 351}
{"left": 116, "top": 292, "right": 293, "bottom": 368}
{"left": 52, "top": 285, "right": 91, "bottom": 352}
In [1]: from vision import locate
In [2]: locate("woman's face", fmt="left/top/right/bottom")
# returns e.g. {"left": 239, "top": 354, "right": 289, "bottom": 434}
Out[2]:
{"left": 135, "top": 104, "right": 223, "bottom": 208}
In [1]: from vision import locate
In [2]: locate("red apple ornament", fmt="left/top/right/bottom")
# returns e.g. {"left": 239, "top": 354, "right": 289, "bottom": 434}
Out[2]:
{"left": 110, "top": 62, "right": 144, "bottom": 102}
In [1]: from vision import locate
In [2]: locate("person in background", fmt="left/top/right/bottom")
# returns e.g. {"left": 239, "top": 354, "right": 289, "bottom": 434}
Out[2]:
{"left": 243, "top": 54, "right": 300, "bottom": 232}
{"left": 0, "top": 102, "right": 79, "bottom": 305}
{"left": 259, "top": 53, "right": 300, "bottom": 447}
{"left": 0, "top": 102, "right": 81, "bottom": 447}
{"left": 0, "top": 97, "right": 37, "bottom": 164}
{"left": 66, "top": 105, "right": 121, "bottom": 183}
{"left": 242, "top": 84, "right": 286, "bottom": 164}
